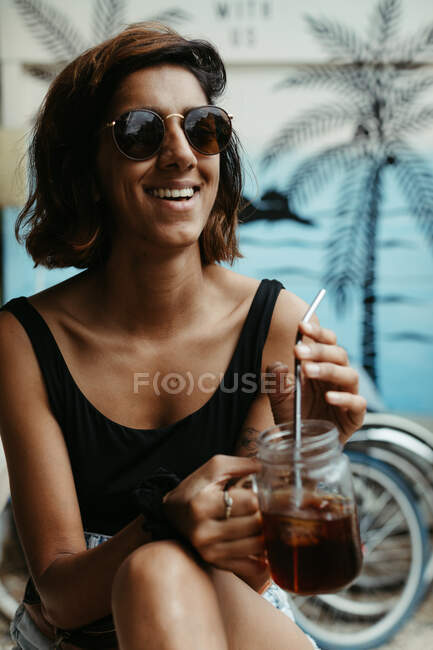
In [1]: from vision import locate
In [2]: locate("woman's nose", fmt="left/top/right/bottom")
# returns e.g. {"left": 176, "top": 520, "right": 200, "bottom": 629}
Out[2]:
{"left": 157, "top": 117, "right": 197, "bottom": 170}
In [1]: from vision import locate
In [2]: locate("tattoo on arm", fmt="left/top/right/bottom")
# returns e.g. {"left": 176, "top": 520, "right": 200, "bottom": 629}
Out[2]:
{"left": 237, "top": 427, "right": 260, "bottom": 458}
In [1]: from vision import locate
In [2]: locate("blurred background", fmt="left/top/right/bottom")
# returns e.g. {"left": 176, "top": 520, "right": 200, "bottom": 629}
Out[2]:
{"left": 0, "top": 0, "right": 432, "bottom": 648}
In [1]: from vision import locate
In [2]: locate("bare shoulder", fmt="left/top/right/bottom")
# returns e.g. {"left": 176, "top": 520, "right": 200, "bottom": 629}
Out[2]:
{"left": 0, "top": 310, "right": 30, "bottom": 398}
{"left": 0, "top": 307, "right": 52, "bottom": 433}
{"left": 0, "top": 271, "right": 86, "bottom": 363}
{"left": 270, "top": 288, "right": 310, "bottom": 338}
{"left": 262, "top": 288, "right": 312, "bottom": 372}
{"left": 0, "top": 307, "right": 33, "bottom": 359}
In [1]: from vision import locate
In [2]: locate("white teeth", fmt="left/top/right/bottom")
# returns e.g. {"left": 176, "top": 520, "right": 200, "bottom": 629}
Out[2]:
{"left": 149, "top": 187, "right": 195, "bottom": 198}
{"left": 179, "top": 188, "right": 194, "bottom": 197}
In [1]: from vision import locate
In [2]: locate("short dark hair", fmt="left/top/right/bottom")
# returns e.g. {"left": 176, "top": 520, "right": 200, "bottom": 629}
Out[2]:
{"left": 16, "top": 22, "right": 243, "bottom": 268}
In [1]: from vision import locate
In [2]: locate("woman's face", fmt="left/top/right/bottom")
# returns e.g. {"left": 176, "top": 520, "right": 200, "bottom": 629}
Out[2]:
{"left": 96, "top": 64, "right": 220, "bottom": 255}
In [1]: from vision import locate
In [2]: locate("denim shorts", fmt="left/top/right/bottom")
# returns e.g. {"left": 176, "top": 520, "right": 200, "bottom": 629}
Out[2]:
{"left": 10, "top": 532, "right": 319, "bottom": 649}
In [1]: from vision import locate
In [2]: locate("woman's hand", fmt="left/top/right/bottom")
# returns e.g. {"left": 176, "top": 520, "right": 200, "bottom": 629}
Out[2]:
{"left": 162, "top": 454, "right": 269, "bottom": 589}
{"left": 267, "top": 321, "right": 367, "bottom": 444}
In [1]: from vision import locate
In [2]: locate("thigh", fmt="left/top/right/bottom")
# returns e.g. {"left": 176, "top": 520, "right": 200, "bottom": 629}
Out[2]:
{"left": 209, "top": 571, "right": 316, "bottom": 650}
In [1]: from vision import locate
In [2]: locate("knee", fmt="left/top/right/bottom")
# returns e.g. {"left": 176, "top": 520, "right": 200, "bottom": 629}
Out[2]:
{"left": 112, "top": 540, "right": 196, "bottom": 603}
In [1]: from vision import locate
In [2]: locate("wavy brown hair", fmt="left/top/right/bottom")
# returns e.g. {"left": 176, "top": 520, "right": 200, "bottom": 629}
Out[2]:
{"left": 16, "top": 22, "right": 243, "bottom": 268}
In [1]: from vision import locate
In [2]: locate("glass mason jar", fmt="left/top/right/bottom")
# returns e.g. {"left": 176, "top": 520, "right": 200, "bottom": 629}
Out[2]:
{"left": 255, "top": 420, "right": 362, "bottom": 595}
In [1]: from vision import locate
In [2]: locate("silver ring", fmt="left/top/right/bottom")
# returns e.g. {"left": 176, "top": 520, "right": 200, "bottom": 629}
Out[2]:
{"left": 223, "top": 487, "right": 233, "bottom": 519}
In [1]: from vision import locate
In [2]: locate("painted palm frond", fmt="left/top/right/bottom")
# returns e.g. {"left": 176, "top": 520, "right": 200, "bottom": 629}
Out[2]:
{"left": 22, "top": 61, "right": 65, "bottom": 81}
{"left": 400, "top": 23, "right": 433, "bottom": 60}
{"left": 262, "top": 103, "right": 363, "bottom": 168}
{"left": 14, "top": 1, "right": 191, "bottom": 83}
{"left": 13, "top": 0, "right": 86, "bottom": 59}
{"left": 393, "top": 146, "right": 433, "bottom": 246}
{"left": 284, "top": 142, "right": 364, "bottom": 208}
{"left": 324, "top": 161, "right": 377, "bottom": 313}
{"left": 391, "top": 105, "right": 433, "bottom": 135}
{"left": 149, "top": 9, "right": 192, "bottom": 25}
{"left": 368, "top": 0, "right": 400, "bottom": 54}
{"left": 304, "top": 15, "right": 367, "bottom": 61}
{"left": 93, "top": 0, "right": 126, "bottom": 43}
{"left": 275, "top": 63, "right": 373, "bottom": 102}
{"left": 388, "top": 76, "right": 433, "bottom": 120}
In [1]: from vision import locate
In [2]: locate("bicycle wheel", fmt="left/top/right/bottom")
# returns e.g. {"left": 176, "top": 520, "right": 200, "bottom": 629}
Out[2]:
{"left": 350, "top": 413, "right": 433, "bottom": 526}
{"left": 350, "top": 446, "right": 433, "bottom": 588}
{"left": 287, "top": 452, "right": 428, "bottom": 650}
{"left": 349, "top": 412, "right": 433, "bottom": 588}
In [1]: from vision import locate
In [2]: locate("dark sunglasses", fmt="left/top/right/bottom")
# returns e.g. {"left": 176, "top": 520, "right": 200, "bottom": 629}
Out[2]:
{"left": 104, "top": 105, "right": 233, "bottom": 161}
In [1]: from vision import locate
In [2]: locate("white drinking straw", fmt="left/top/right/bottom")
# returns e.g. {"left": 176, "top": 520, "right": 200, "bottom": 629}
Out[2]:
{"left": 294, "top": 288, "right": 327, "bottom": 449}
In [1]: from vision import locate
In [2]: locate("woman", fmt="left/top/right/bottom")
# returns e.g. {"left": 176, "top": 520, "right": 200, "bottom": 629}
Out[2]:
{"left": 0, "top": 22, "right": 366, "bottom": 650}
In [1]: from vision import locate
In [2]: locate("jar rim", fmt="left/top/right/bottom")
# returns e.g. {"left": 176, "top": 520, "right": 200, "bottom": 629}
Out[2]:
{"left": 257, "top": 420, "right": 340, "bottom": 465}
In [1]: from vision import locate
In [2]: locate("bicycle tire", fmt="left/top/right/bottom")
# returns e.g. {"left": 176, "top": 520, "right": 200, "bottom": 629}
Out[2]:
{"left": 353, "top": 414, "right": 433, "bottom": 483}
{"left": 351, "top": 412, "right": 433, "bottom": 588}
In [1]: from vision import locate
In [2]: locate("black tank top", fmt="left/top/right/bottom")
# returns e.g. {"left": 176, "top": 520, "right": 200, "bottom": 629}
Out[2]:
{"left": 1, "top": 279, "right": 283, "bottom": 535}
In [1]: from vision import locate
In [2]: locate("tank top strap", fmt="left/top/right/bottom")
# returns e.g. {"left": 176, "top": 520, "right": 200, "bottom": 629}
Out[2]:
{"left": 1, "top": 297, "right": 67, "bottom": 421}
{"left": 229, "top": 279, "right": 284, "bottom": 377}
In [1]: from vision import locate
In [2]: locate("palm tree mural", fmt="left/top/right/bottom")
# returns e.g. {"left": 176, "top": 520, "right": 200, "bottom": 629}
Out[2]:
{"left": 262, "top": 0, "right": 433, "bottom": 386}
{"left": 13, "top": 0, "right": 190, "bottom": 82}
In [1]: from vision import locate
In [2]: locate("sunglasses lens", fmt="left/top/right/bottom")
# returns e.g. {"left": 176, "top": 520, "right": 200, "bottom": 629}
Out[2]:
{"left": 113, "top": 110, "right": 164, "bottom": 160}
{"left": 184, "top": 107, "right": 232, "bottom": 155}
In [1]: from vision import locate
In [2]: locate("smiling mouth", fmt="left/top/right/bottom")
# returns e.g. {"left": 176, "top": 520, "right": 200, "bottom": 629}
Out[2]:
{"left": 145, "top": 187, "right": 200, "bottom": 201}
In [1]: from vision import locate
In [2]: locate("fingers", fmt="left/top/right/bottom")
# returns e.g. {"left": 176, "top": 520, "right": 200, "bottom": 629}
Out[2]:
{"left": 222, "top": 513, "right": 263, "bottom": 541}
{"left": 299, "top": 321, "right": 337, "bottom": 345}
{"left": 295, "top": 341, "right": 349, "bottom": 366}
{"left": 200, "top": 533, "right": 266, "bottom": 565}
{"left": 190, "top": 487, "right": 263, "bottom": 548}
{"left": 214, "top": 556, "right": 269, "bottom": 580}
{"left": 303, "top": 362, "right": 359, "bottom": 387}
{"left": 192, "top": 487, "right": 259, "bottom": 521}
{"left": 203, "top": 454, "right": 261, "bottom": 485}
{"left": 194, "top": 512, "right": 263, "bottom": 547}
{"left": 294, "top": 329, "right": 358, "bottom": 391}
{"left": 326, "top": 391, "right": 367, "bottom": 412}
{"left": 191, "top": 492, "right": 265, "bottom": 562}
{"left": 220, "top": 487, "right": 259, "bottom": 518}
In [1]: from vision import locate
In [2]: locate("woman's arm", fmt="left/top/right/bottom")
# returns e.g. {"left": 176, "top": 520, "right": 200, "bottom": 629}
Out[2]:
{"left": 248, "top": 289, "right": 367, "bottom": 444}
{"left": 233, "top": 288, "right": 366, "bottom": 592}
{"left": 0, "top": 311, "right": 150, "bottom": 630}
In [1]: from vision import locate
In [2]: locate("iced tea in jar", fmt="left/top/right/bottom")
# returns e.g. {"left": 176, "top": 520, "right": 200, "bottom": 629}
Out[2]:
{"left": 256, "top": 420, "right": 362, "bottom": 595}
